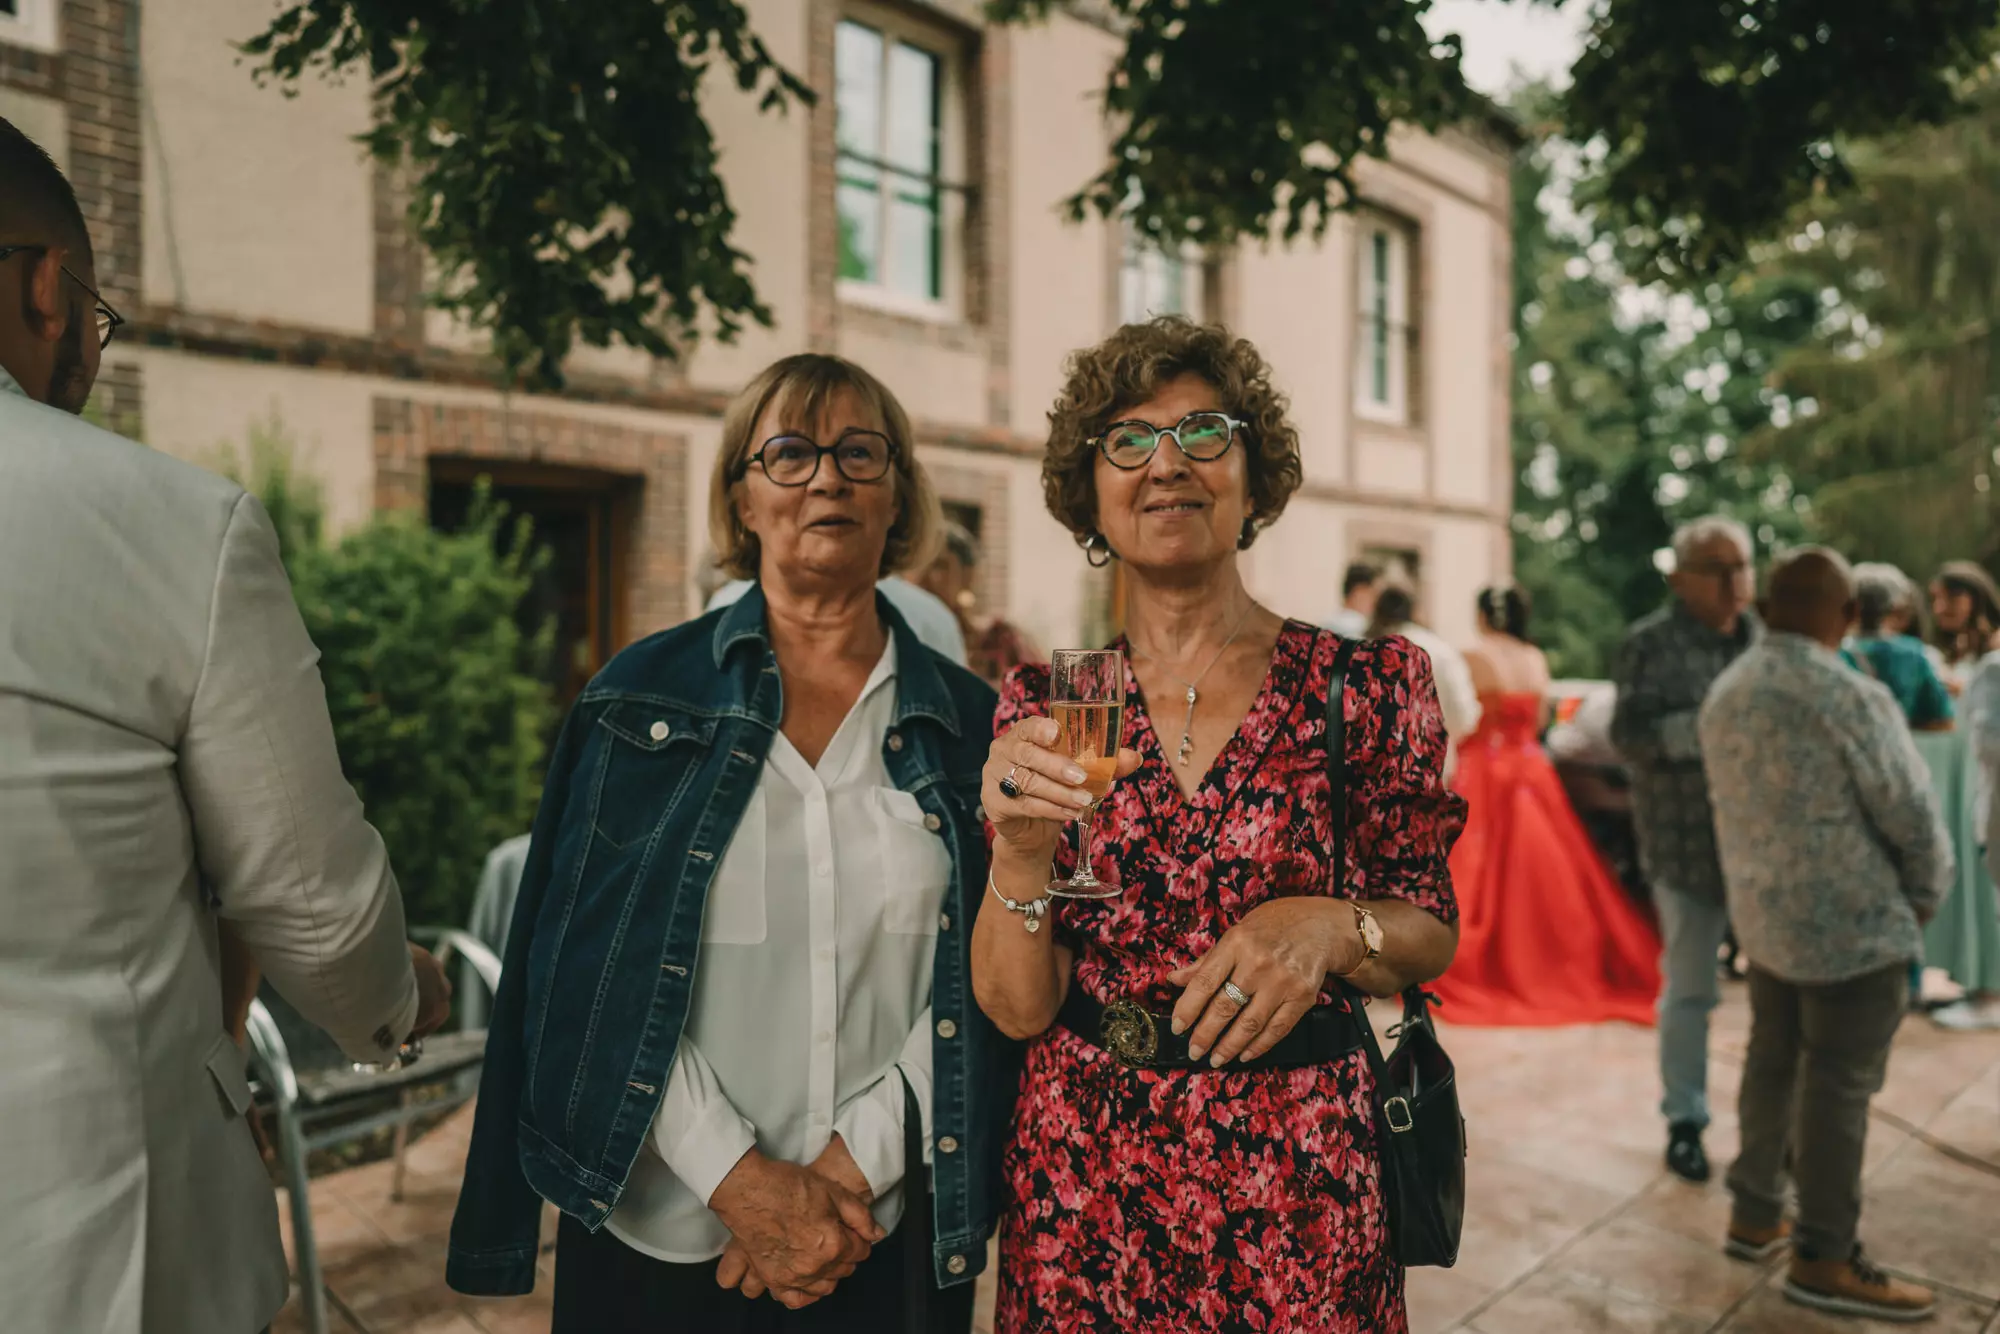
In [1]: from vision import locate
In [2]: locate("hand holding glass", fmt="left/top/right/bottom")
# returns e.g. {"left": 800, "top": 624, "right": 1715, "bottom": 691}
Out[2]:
{"left": 1047, "top": 649, "right": 1125, "bottom": 900}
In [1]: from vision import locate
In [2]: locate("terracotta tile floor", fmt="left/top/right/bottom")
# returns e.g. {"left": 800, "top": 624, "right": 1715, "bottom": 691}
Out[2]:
{"left": 271, "top": 982, "right": 2000, "bottom": 1334}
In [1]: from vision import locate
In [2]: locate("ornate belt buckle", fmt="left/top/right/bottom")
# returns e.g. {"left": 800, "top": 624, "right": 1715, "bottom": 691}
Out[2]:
{"left": 1099, "top": 998, "right": 1158, "bottom": 1068}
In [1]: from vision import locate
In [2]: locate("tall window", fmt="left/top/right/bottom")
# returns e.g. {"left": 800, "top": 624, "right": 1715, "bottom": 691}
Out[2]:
{"left": 1355, "top": 217, "right": 1415, "bottom": 424}
{"left": 1118, "top": 220, "right": 1201, "bottom": 326}
{"left": 836, "top": 18, "right": 947, "bottom": 307}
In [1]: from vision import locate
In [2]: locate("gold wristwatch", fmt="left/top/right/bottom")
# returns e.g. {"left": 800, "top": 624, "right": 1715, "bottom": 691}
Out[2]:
{"left": 1339, "top": 902, "right": 1383, "bottom": 976}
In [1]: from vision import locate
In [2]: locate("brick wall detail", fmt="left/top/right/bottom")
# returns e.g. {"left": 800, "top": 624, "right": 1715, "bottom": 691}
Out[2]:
{"left": 373, "top": 397, "right": 689, "bottom": 636}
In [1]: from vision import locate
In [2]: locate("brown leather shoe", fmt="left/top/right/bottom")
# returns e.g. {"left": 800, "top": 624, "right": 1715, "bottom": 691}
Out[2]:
{"left": 1724, "top": 1218, "right": 1791, "bottom": 1263}
{"left": 1786, "top": 1246, "right": 1936, "bottom": 1323}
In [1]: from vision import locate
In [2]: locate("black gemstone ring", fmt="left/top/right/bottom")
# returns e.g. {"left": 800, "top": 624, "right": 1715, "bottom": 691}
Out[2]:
{"left": 999, "top": 765, "right": 1025, "bottom": 801}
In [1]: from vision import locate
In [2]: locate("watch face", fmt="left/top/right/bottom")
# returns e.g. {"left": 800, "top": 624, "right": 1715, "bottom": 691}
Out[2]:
{"left": 1360, "top": 909, "right": 1385, "bottom": 956}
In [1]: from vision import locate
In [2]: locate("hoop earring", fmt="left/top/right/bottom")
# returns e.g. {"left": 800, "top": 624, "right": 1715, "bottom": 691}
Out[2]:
{"left": 1084, "top": 532, "right": 1114, "bottom": 569}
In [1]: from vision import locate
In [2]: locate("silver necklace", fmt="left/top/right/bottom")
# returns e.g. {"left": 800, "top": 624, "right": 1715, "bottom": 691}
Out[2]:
{"left": 1138, "top": 601, "right": 1255, "bottom": 767}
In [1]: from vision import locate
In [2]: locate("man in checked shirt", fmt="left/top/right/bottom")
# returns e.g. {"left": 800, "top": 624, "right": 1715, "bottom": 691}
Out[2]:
{"left": 1611, "top": 515, "right": 1759, "bottom": 1185}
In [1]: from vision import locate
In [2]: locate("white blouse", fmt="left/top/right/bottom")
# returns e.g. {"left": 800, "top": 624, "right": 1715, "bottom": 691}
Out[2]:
{"left": 606, "top": 639, "right": 951, "bottom": 1262}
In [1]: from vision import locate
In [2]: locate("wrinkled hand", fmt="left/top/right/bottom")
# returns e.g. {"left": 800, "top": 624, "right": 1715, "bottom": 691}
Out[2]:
{"left": 710, "top": 1148, "right": 882, "bottom": 1308}
{"left": 408, "top": 944, "right": 453, "bottom": 1037}
{"left": 982, "top": 716, "right": 1141, "bottom": 864}
{"left": 718, "top": 1135, "right": 877, "bottom": 1305}
{"left": 1168, "top": 898, "right": 1361, "bottom": 1066}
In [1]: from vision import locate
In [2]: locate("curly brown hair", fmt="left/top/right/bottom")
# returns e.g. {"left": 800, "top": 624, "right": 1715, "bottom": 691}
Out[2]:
{"left": 1042, "top": 316, "right": 1304, "bottom": 552}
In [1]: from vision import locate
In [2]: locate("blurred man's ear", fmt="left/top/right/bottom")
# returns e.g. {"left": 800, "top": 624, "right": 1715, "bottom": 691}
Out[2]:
{"left": 1754, "top": 597, "right": 1771, "bottom": 623}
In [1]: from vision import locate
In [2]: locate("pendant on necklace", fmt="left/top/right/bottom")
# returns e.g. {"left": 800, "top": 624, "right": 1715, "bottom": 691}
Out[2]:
{"left": 1177, "top": 685, "right": 1199, "bottom": 766}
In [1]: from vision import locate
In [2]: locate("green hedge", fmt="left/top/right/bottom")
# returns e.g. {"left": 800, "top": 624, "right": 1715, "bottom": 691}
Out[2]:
{"left": 224, "top": 428, "right": 555, "bottom": 928}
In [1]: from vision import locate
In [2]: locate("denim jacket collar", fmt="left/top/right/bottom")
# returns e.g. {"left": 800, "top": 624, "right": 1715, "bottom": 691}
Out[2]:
{"left": 712, "top": 581, "right": 963, "bottom": 739}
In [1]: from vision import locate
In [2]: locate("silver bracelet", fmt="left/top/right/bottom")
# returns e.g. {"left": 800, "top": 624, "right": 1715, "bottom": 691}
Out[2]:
{"left": 988, "top": 871, "right": 1052, "bottom": 934}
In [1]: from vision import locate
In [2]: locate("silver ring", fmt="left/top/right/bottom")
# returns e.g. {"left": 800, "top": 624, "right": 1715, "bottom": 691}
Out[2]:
{"left": 998, "top": 764, "right": 1025, "bottom": 801}
{"left": 1222, "top": 980, "right": 1251, "bottom": 1007}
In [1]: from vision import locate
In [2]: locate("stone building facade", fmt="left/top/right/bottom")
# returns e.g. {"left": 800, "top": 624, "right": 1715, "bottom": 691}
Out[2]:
{"left": 1, "top": 0, "right": 1518, "bottom": 692}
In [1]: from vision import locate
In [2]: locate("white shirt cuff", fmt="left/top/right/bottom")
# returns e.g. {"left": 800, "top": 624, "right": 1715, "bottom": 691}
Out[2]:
{"left": 658, "top": 1098, "right": 759, "bottom": 1207}
{"left": 833, "top": 1079, "right": 906, "bottom": 1201}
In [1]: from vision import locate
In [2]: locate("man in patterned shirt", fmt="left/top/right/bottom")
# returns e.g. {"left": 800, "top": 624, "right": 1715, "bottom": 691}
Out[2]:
{"left": 1700, "top": 549, "right": 1949, "bottom": 1323}
{"left": 1611, "top": 515, "right": 1758, "bottom": 1183}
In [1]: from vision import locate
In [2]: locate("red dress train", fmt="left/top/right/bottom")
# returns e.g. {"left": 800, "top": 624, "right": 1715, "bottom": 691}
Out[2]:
{"left": 1430, "top": 693, "right": 1661, "bottom": 1027}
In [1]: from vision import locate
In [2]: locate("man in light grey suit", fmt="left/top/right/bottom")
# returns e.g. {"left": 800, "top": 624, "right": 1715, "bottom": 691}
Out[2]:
{"left": 0, "top": 120, "right": 451, "bottom": 1334}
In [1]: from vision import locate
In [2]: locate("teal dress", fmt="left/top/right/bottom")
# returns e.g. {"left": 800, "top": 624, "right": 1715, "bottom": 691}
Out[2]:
{"left": 1915, "top": 728, "right": 2000, "bottom": 993}
{"left": 1841, "top": 634, "right": 1955, "bottom": 729}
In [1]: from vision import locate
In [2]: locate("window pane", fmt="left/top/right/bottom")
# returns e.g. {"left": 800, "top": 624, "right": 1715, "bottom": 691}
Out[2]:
{"left": 885, "top": 41, "right": 938, "bottom": 177}
{"left": 1372, "top": 318, "right": 1390, "bottom": 404}
{"left": 887, "top": 186, "right": 939, "bottom": 299}
{"left": 838, "top": 172, "right": 881, "bottom": 284}
{"left": 835, "top": 21, "right": 883, "bottom": 160}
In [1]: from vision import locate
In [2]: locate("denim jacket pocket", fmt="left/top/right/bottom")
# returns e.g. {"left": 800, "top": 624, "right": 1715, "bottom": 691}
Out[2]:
{"left": 589, "top": 702, "right": 716, "bottom": 851}
{"left": 874, "top": 787, "right": 952, "bottom": 935}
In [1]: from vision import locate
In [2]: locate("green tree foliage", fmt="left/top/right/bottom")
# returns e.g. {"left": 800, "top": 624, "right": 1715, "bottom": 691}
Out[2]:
{"left": 225, "top": 429, "right": 556, "bottom": 926}
{"left": 1510, "top": 96, "right": 1820, "bottom": 678}
{"left": 1566, "top": 0, "right": 1999, "bottom": 283}
{"left": 242, "top": 0, "right": 1998, "bottom": 384}
{"left": 291, "top": 501, "right": 556, "bottom": 927}
{"left": 241, "top": 0, "right": 810, "bottom": 389}
{"left": 1748, "top": 82, "right": 2000, "bottom": 582}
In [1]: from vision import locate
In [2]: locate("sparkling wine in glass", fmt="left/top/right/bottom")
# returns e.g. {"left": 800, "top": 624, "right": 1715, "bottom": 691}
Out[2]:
{"left": 1047, "top": 649, "right": 1125, "bottom": 900}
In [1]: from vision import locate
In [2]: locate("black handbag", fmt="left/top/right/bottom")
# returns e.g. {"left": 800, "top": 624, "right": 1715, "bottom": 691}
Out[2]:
{"left": 1325, "top": 637, "right": 1467, "bottom": 1269}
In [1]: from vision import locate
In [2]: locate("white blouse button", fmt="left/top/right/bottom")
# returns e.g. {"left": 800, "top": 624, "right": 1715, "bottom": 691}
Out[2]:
{"left": 935, "top": 1019, "right": 957, "bottom": 1039}
{"left": 649, "top": 720, "right": 670, "bottom": 742}
{"left": 937, "top": 1136, "right": 959, "bottom": 1155}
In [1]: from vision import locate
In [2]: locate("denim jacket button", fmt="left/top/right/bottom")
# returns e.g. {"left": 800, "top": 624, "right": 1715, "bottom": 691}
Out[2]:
{"left": 649, "top": 721, "right": 670, "bottom": 742}
{"left": 946, "top": 1254, "right": 967, "bottom": 1275}
{"left": 935, "top": 1018, "right": 957, "bottom": 1039}
{"left": 887, "top": 732, "right": 904, "bottom": 752}
{"left": 923, "top": 813, "right": 941, "bottom": 832}
{"left": 936, "top": 1135, "right": 959, "bottom": 1154}
{"left": 938, "top": 911, "right": 951, "bottom": 931}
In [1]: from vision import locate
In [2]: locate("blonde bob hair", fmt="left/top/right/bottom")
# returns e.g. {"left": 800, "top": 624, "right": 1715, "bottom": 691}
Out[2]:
{"left": 708, "top": 353, "right": 942, "bottom": 581}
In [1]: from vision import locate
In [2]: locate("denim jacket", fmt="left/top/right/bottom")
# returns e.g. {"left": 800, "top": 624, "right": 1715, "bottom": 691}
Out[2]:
{"left": 446, "top": 588, "right": 1015, "bottom": 1294}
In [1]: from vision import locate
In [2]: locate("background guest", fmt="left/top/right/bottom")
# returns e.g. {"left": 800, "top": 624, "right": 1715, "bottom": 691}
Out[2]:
{"left": 449, "top": 354, "right": 1008, "bottom": 1333}
{"left": 1842, "top": 563, "right": 1954, "bottom": 730}
{"left": 1366, "top": 582, "right": 1482, "bottom": 776}
{"left": 1611, "top": 514, "right": 1759, "bottom": 1184}
{"left": 1435, "top": 584, "right": 1661, "bottom": 1027}
{"left": 1325, "top": 560, "right": 1381, "bottom": 638}
{"left": 1930, "top": 561, "right": 2000, "bottom": 696}
{"left": 1932, "top": 640, "right": 2000, "bottom": 1033}
{"left": 917, "top": 520, "right": 1042, "bottom": 688}
{"left": 1701, "top": 549, "right": 1949, "bottom": 1323}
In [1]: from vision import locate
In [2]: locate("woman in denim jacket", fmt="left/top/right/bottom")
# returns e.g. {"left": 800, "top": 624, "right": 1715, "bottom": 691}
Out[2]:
{"left": 446, "top": 354, "right": 1012, "bottom": 1333}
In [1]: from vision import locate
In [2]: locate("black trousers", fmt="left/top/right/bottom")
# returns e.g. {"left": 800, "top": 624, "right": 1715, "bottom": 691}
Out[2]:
{"left": 551, "top": 1213, "right": 977, "bottom": 1334}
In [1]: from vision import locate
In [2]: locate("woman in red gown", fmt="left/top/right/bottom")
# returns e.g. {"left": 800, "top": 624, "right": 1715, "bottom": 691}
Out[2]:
{"left": 1430, "top": 587, "right": 1661, "bottom": 1027}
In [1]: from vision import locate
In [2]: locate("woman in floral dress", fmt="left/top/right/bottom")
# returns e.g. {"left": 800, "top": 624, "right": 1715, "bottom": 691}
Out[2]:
{"left": 970, "top": 317, "right": 1466, "bottom": 1332}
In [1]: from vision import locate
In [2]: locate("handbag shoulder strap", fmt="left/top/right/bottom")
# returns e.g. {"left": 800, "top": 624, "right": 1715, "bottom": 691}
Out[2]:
{"left": 1323, "top": 636, "right": 1427, "bottom": 1088}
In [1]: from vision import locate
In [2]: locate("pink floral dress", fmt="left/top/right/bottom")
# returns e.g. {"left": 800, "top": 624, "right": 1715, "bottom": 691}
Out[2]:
{"left": 991, "top": 623, "right": 1465, "bottom": 1333}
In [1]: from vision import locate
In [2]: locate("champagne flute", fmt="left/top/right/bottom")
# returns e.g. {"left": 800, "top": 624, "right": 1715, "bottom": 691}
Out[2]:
{"left": 1047, "top": 649, "right": 1125, "bottom": 900}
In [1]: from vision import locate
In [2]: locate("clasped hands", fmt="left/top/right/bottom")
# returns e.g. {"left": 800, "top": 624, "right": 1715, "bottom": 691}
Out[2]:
{"left": 709, "top": 1135, "right": 883, "bottom": 1309}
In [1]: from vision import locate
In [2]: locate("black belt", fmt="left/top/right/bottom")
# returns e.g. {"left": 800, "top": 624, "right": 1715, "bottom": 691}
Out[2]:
{"left": 1056, "top": 986, "right": 1368, "bottom": 1071}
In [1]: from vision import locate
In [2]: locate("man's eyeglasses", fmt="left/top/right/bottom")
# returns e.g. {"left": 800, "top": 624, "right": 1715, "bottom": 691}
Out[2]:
{"left": 0, "top": 244, "right": 125, "bottom": 349}
{"left": 1090, "top": 412, "right": 1245, "bottom": 470}
{"left": 739, "top": 430, "right": 896, "bottom": 487}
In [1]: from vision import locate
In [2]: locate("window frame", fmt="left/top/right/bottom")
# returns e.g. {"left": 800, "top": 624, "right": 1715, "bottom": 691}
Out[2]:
{"left": 1353, "top": 214, "right": 1417, "bottom": 426}
{"left": 833, "top": 7, "right": 969, "bottom": 322}
{"left": 0, "top": 0, "right": 59, "bottom": 53}
{"left": 1117, "top": 217, "right": 1203, "bottom": 326}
